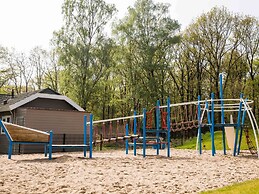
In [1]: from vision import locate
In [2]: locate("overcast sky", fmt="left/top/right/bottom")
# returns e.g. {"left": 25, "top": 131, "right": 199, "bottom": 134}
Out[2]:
{"left": 0, "top": 0, "right": 258, "bottom": 52}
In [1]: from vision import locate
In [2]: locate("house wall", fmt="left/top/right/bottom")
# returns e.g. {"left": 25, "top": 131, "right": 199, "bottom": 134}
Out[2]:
{"left": 24, "top": 108, "right": 89, "bottom": 134}
{"left": 14, "top": 108, "right": 27, "bottom": 125}
{"left": 0, "top": 135, "right": 9, "bottom": 153}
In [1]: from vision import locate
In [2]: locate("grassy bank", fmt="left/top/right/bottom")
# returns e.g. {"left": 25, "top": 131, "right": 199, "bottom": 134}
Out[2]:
{"left": 200, "top": 179, "right": 259, "bottom": 194}
{"left": 175, "top": 130, "right": 251, "bottom": 150}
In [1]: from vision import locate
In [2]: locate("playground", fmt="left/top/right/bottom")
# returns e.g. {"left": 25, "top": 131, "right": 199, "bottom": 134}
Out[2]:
{"left": 0, "top": 149, "right": 259, "bottom": 193}
{"left": 1, "top": 73, "right": 259, "bottom": 193}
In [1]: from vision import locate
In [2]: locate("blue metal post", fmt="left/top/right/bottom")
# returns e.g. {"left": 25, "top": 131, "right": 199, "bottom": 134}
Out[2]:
{"left": 206, "top": 99, "right": 214, "bottom": 155}
{"left": 125, "top": 123, "right": 129, "bottom": 155}
{"left": 83, "top": 115, "right": 87, "bottom": 157}
{"left": 233, "top": 94, "right": 243, "bottom": 156}
{"left": 219, "top": 73, "right": 226, "bottom": 155}
{"left": 237, "top": 98, "right": 247, "bottom": 155}
{"left": 198, "top": 95, "right": 202, "bottom": 154}
{"left": 156, "top": 100, "right": 160, "bottom": 155}
{"left": 0, "top": 120, "right": 12, "bottom": 142}
{"left": 211, "top": 93, "right": 215, "bottom": 156}
{"left": 143, "top": 108, "right": 146, "bottom": 157}
{"left": 0, "top": 120, "right": 14, "bottom": 159}
{"left": 133, "top": 111, "right": 137, "bottom": 156}
{"left": 48, "top": 130, "right": 53, "bottom": 160}
{"left": 167, "top": 97, "right": 171, "bottom": 157}
{"left": 89, "top": 114, "right": 93, "bottom": 158}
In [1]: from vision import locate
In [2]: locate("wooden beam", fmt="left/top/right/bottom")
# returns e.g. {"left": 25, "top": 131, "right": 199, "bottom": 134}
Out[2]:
{"left": 3, "top": 122, "right": 49, "bottom": 143}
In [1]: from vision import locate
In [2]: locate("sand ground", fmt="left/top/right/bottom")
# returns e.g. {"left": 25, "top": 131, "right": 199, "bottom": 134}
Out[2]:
{"left": 0, "top": 148, "right": 259, "bottom": 194}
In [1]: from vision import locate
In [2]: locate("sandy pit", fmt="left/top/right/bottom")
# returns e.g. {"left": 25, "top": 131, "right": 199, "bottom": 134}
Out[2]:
{"left": 0, "top": 148, "right": 259, "bottom": 194}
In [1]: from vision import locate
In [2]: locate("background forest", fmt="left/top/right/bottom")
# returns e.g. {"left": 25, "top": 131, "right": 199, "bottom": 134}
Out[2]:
{"left": 0, "top": 0, "right": 258, "bottom": 120}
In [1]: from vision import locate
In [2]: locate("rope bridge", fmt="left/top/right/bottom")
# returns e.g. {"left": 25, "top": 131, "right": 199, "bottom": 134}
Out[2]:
{"left": 90, "top": 102, "right": 199, "bottom": 145}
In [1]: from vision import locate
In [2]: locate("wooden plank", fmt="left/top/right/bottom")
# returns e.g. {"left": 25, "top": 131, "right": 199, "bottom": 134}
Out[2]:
{"left": 3, "top": 122, "right": 49, "bottom": 143}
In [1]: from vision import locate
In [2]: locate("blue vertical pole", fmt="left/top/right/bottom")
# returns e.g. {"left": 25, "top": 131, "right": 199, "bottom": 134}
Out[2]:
{"left": 167, "top": 97, "right": 171, "bottom": 157}
{"left": 219, "top": 73, "right": 226, "bottom": 155}
{"left": 198, "top": 95, "right": 202, "bottom": 154}
{"left": 48, "top": 130, "right": 53, "bottom": 160}
{"left": 125, "top": 123, "right": 129, "bottom": 155}
{"left": 238, "top": 98, "right": 247, "bottom": 155}
{"left": 89, "top": 114, "right": 93, "bottom": 158}
{"left": 211, "top": 93, "right": 215, "bottom": 156}
{"left": 233, "top": 94, "right": 243, "bottom": 156}
{"left": 83, "top": 115, "right": 87, "bottom": 157}
{"left": 143, "top": 108, "right": 146, "bottom": 157}
{"left": 0, "top": 120, "right": 13, "bottom": 159}
{"left": 156, "top": 100, "right": 160, "bottom": 155}
{"left": 133, "top": 111, "right": 137, "bottom": 156}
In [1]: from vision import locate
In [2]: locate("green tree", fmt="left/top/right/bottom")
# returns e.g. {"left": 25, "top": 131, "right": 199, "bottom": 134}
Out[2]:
{"left": 187, "top": 7, "right": 242, "bottom": 99}
{"left": 113, "top": 0, "right": 180, "bottom": 110}
{"left": 53, "top": 0, "right": 116, "bottom": 110}
{"left": 238, "top": 16, "right": 259, "bottom": 114}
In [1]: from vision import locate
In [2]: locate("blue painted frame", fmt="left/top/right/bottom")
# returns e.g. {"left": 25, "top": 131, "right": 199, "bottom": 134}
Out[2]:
{"left": 0, "top": 119, "right": 49, "bottom": 159}
{"left": 219, "top": 73, "right": 227, "bottom": 155}
{"left": 47, "top": 114, "right": 93, "bottom": 160}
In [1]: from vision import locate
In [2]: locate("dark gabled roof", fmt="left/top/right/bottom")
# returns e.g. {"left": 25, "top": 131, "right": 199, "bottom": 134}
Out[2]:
{"left": 0, "top": 88, "right": 69, "bottom": 112}
{"left": 0, "top": 94, "right": 12, "bottom": 104}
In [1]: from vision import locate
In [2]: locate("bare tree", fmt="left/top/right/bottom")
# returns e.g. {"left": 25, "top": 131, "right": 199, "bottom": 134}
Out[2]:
{"left": 0, "top": 46, "right": 11, "bottom": 89}
{"left": 44, "top": 50, "right": 60, "bottom": 92}
{"left": 29, "top": 47, "right": 47, "bottom": 90}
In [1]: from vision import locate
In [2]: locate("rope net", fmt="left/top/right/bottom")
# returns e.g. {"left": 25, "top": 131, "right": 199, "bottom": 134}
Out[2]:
{"left": 91, "top": 103, "right": 201, "bottom": 144}
{"left": 170, "top": 103, "right": 198, "bottom": 132}
{"left": 92, "top": 116, "right": 143, "bottom": 144}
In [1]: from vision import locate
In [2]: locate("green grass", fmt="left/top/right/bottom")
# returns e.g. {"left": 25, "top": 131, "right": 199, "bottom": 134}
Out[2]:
{"left": 175, "top": 130, "right": 252, "bottom": 150}
{"left": 200, "top": 179, "right": 259, "bottom": 194}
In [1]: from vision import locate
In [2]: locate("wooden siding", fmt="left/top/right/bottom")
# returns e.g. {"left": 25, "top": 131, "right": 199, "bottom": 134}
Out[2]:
{"left": 0, "top": 135, "right": 20, "bottom": 154}
{"left": 15, "top": 108, "right": 27, "bottom": 118}
{"left": 23, "top": 108, "right": 89, "bottom": 134}
{"left": 20, "top": 98, "right": 77, "bottom": 111}
{"left": 0, "top": 135, "right": 9, "bottom": 153}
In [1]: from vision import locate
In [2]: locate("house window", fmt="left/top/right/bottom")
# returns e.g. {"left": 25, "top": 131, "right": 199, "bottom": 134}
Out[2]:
{"left": 1, "top": 115, "right": 12, "bottom": 134}
{"left": 16, "top": 117, "right": 25, "bottom": 126}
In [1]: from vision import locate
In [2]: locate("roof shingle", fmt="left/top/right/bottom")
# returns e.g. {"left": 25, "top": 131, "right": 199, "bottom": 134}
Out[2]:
{"left": 0, "top": 88, "right": 60, "bottom": 112}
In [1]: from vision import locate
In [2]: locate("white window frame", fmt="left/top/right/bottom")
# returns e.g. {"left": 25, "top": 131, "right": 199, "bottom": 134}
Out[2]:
{"left": 1, "top": 115, "right": 12, "bottom": 134}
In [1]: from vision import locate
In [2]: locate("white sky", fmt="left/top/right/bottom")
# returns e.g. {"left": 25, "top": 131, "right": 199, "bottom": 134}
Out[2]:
{"left": 0, "top": 0, "right": 258, "bottom": 53}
